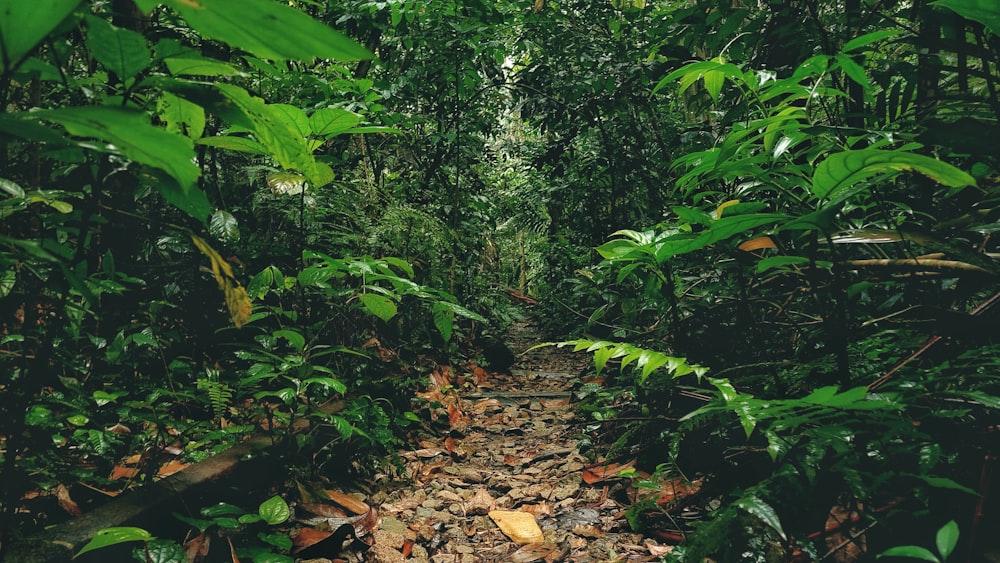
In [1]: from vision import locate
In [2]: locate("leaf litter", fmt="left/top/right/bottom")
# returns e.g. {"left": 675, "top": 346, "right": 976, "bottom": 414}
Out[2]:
{"left": 337, "top": 315, "right": 683, "bottom": 562}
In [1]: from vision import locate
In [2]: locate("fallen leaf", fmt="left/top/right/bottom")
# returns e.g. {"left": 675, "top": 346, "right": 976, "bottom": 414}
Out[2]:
{"left": 401, "top": 540, "right": 414, "bottom": 558}
{"left": 648, "top": 544, "right": 674, "bottom": 556}
{"left": 301, "top": 502, "right": 350, "bottom": 518}
{"left": 184, "top": 532, "right": 212, "bottom": 562}
{"left": 511, "top": 543, "right": 556, "bottom": 562}
{"left": 581, "top": 460, "right": 635, "bottom": 484}
{"left": 448, "top": 403, "right": 468, "bottom": 427}
{"left": 418, "top": 461, "right": 449, "bottom": 479}
{"left": 518, "top": 502, "right": 553, "bottom": 516}
{"left": 111, "top": 465, "right": 140, "bottom": 480}
{"left": 55, "top": 484, "right": 81, "bottom": 516}
{"left": 655, "top": 477, "right": 702, "bottom": 505}
{"left": 292, "top": 528, "right": 335, "bottom": 553}
{"left": 156, "top": 459, "right": 189, "bottom": 478}
{"left": 489, "top": 510, "right": 544, "bottom": 544}
{"left": 472, "top": 398, "right": 502, "bottom": 413}
{"left": 325, "top": 490, "right": 369, "bottom": 515}
{"left": 539, "top": 398, "right": 569, "bottom": 408}
{"left": 466, "top": 488, "right": 496, "bottom": 515}
{"left": 444, "top": 436, "right": 458, "bottom": 454}
{"left": 571, "top": 524, "right": 603, "bottom": 538}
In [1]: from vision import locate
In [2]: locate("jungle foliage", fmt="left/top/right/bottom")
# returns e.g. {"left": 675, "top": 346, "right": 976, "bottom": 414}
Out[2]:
{"left": 1, "top": 0, "right": 1000, "bottom": 561}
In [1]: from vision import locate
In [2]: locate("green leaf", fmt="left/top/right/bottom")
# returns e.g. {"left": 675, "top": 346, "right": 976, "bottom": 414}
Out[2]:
{"left": 164, "top": 56, "right": 241, "bottom": 76}
{"left": 0, "top": 0, "right": 82, "bottom": 74}
{"left": 359, "top": 293, "right": 397, "bottom": 322}
{"left": 134, "top": 0, "right": 372, "bottom": 61}
{"left": 735, "top": 495, "right": 787, "bottom": 541}
{"left": 309, "top": 108, "right": 362, "bottom": 137}
{"left": 210, "top": 210, "right": 240, "bottom": 243}
{"left": 936, "top": 520, "right": 959, "bottom": 561}
{"left": 432, "top": 302, "right": 455, "bottom": 342}
{"left": 196, "top": 135, "right": 267, "bottom": 155}
{"left": 201, "top": 502, "right": 244, "bottom": 517}
{"left": 878, "top": 546, "right": 940, "bottom": 562}
{"left": 931, "top": 0, "right": 1000, "bottom": 36}
{"left": 74, "top": 527, "right": 152, "bottom": 558}
{"left": 272, "top": 329, "right": 305, "bottom": 352}
{"left": 157, "top": 91, "right": 206, "bottom": 139}
{"left": 835, "top": 54, "right": 871, "bottom": 90}
{"left": 812, "top": 150, "right": 976, "bottom": 200}
{"left": 842, "top": 29, "right": 904, "bottom": 53}
{"left": 135, "top": 538, "right": 185, "bottom": 563}
{"left": 85, "top": 15, "right": 151, "bottom": 80}
{"left": 32, "top": 106, "right": 199, "bottom": 194}
{"left": 1, "top": 178, "right": 25, "bottom": 198}
{"left": 212, "top": 84, "right": 325, "bottom": 186}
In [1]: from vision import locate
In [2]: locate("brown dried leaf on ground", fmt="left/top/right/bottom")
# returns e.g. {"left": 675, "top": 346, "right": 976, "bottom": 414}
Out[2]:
{"left": 466, "top": 488, "right": 496, "bottom": 515}
{"left": 325, "top": 489, "right": 370, "bottom": 515}
{"left": 510, "top": 542, "right": 559, "bottom": 562}
{"left": 300, "top": 502, "right": 350, "bottom": 519}
{"left": 824, "top": 501, "right": 867, "bottom": 562}
{"left": 471, "top": 398, "right": 502, "bottom": 413}
{"left": 581, "top": 460, "right": 636, "bottom": 484}
{"left": 539, "top": 398, "right": 570, "bottom": 408}
{"left": 156, "top": 458, "right": 189, "bottom": 478}
{"left": 55, "top": 484, "right": 81, "bottom": 516}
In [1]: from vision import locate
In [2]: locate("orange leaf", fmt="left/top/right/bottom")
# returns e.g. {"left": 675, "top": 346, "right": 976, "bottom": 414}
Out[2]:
{"left": 156, "top": 459, "right": 189, "bottom": 478}
{"left": 444, "top": 436, "right": 458, "bottom": 454}
{"left": 184, "top": 532, "right": 212, "bottom": 562}
{"left": 581, "top": 461, "right": 635, "bottom": 484}
{"left": 401, "top": 540, "right": 414, "bottom": 558}
{"left": 539, "top": 398, "right": 569, "bottom": 408}
{"left": 738, "top": 236, "right": 777, "bottom": 251}
{"left": 325, "top": 490, "right": 370, "bottom": 515}
{"left": 448, "top": 403, "right": 466, "bottom": 426}
{"left": 656, "top": 477, "right": 702, "bottom": 505}
{"left": 111, "top": 465, "right": 140, "bottom": 480}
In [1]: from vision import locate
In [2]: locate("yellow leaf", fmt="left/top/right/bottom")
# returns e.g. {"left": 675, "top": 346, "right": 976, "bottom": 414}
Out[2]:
{"left": 191, "top": 234, "right": 251, "bottom": 328}
{"left": 715, "top": 199, "right": 740, "bottom": 218}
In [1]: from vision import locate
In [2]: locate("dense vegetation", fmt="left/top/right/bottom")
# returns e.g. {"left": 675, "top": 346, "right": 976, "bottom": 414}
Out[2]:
{"left": 1, "top": 0, "right": 999, "bottom": 560}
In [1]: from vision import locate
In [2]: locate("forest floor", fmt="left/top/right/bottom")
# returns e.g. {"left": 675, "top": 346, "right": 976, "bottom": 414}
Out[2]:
{"left": 342, "top": 310, "right": 677, "bottom": 563}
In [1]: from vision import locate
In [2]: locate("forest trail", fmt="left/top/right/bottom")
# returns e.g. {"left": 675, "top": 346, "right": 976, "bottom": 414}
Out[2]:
{"left": 359, "top": 312, "right": 673, "bottom": 562}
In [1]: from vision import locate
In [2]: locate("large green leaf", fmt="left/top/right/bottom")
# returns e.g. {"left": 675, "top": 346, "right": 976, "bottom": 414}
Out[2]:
{"left": 133, "top": 0, "right": 372, "bottom": 61}
{"left": 0, "top": 0, "right": 82, "bottom": 73}
{"left": 812, "top": 150, "right": 976, "bottom": 200}
{"left": 74, "top": 527, "right": 152, "bottom": 558}
{"left": 213, "top": 84, "right": 327, "bottom": 186}
{"left": 359, "top": 293, "right": 397, "bottom": 322}
{"left": 734, "top": 495, "right": 787, "bottom": 541}
{"left": 932, "top": 0, "right": 1000, "bottom": 35}
{"left": 32, "top": 106, "right": 199, "bottom": 193}
{"left": 309, "top": 108, "right": 362, "bottom": 137}
{"left": 85, "top": 15, "right": 151, "bottom": 80}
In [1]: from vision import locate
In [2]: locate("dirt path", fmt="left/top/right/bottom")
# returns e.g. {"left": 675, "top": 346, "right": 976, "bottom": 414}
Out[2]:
{"left": 359, "top": 313, "right": 672, "bottom": 562}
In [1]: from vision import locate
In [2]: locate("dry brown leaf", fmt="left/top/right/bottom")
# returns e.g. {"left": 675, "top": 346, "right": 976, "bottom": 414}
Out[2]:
{"left": 111, "top": 465, "right": 140, "bottom": 480}
{"left": 353, "top": 506, "right": 380, "bottom": 539}
{"left": 292, "top": 528, "right": 334, "bottom": 552}
{"left": 55, "top": 484, "right": 81, "bottom": 516}
{"left": 403, "top": 448, "right": 446, "bottom": 460}
{"left": 571, "top": 524, "right": 603, "bottom": 539}
{"left": 444, "top": 436, "right": 458, "bottom": 454}
{"left": 489, "top": 510, "right": 544, "bottom": 544}
{"left": 301, "top": 502, "right": 350, "bottom": 518}
{"left": 325, "top": 490, "right": 369, "bottom": 515}
{"left": 466, "top": 488, "right": 496, "bottom": 515}
{"left": 655, "top": 477, "right": 702, "bottom": 505}
{"left": 581, "top": 460, "right": 635, "bottom": 484}
{"left": 105, "top": 423, "right": 132, "bottom": 434}
{"left": 419, "top": 461, "right": 449, "bottom": 479}
{"left": 122, "top": 453, "right": 143, "bottom": 464}
{"left": 825, "top": 502, "right": 866, "bottom": 562}
{"left": 448, "top": 403, "right": 467, "bottom": 427}
{"left": 539, "top": 398, "right": 570, "bottom": 408}
{"left": 156, "top": 459, "right": 189, "bottom": 478}
{"left": 648, "top": 544, "right": 674, "bottom": 557}
{"left": 184, "top": 532, "right": 212, "bottom": 562}
{"left": 401, "top": 540, "right": 414, "bottom": 558}
{"left": 472, "top": 398, "right": 502, "bottom": 413}
{"left": 518, "top": 502, "right": 553, "bottom": 516}
{"left": 511, "top": 543, "right": 555, "bottom": 562}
